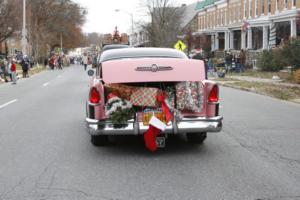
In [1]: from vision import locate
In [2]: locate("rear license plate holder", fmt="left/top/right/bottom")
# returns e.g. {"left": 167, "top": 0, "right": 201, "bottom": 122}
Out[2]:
{"left": 156, "top": 137, "right": 166, "bottom": 148}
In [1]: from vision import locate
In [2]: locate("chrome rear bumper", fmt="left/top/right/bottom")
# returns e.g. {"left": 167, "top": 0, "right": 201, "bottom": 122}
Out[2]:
{"left": 86, "top": 116, "right": 223, "bottom": 136}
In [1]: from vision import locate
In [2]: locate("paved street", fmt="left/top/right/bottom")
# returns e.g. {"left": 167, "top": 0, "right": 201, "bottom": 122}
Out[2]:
{"left": 0, "top": 65, "right": 300, "bottom": 200}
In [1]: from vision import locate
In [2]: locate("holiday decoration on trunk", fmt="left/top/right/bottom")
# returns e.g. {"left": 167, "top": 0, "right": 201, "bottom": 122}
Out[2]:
{"left": 176, "top": 82, "right": 203, "bottom": 112}
{"left": 105, "top": 93, "right": 134, "bottom": 127}
{"left": 142, "top": 108, "right": 166, "bottom": 126}
{"left": 143, "top": 93, "right": 173, "bottom": 152}
{"left": 165, "top": 86, "right": 175, "bottom": 108}
{"left": 144, "top": 116, "right": 167, "bottom": 152}
{"left": 130, "top": 87, "right": 161, "bottom": 107}
{"left": 105, "top": 84, "right": 136, "bottom": 100}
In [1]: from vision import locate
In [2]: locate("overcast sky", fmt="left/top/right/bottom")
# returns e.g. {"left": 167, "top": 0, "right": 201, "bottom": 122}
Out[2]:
{"left": 74, "top": 0, "right": 197, "bottom": 34}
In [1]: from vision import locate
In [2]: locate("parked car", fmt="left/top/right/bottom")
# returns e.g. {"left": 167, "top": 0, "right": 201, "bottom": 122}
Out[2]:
{"left": 86, "top": 48, "right": 223, "bottom": 148}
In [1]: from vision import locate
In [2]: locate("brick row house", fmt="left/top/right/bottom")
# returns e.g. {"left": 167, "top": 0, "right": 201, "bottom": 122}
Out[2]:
{"left": 193, "top": 0, "right": 300, "bottom": 52}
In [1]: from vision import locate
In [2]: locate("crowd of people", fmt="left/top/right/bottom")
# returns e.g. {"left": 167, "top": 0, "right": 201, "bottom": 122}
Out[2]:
{"left": 190, "top": 49, "right": 247, "bottom": 78}
{"left": 46, "top": 55, "right": 67, "bottom": 70}
{"left": 224, "top": 49, "right": 246, "bottom": 73}
{"left": 0, "top": 55, "right": 32, "bottom": 85}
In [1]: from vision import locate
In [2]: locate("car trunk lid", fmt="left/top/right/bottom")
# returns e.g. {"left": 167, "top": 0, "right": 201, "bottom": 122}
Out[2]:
{"left": 102, "top": 58, "right": 205, "bottom": 84}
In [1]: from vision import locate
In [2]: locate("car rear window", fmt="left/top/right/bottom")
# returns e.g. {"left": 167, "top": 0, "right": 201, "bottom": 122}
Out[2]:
{"left": 100, "top": 48, "right": 188, "bottom": 62}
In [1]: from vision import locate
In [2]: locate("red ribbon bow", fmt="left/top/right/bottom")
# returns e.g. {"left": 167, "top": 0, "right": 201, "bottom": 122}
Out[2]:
{"left": 156, "top": 93, "right": 173, "bottom": 123}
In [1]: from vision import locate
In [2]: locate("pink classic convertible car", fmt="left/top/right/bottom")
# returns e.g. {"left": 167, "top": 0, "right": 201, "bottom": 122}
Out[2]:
{"left": 86, "top": 48, "right": 222, "bottom": 150}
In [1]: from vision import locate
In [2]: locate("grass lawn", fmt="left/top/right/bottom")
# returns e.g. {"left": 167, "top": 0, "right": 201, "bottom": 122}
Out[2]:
{"left": 229, "top": 69, "right": 294, "bottom": 81}
{"left": 225, "top": 80, "right": 300, "bottom": 101}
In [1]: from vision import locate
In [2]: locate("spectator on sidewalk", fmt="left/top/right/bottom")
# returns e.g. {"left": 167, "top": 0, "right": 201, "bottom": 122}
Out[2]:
{"left": 7, "top": 58, "right": 12, "bottom": 81}
{"left": 234, "top": 53, "right": 240, "bottom": 73}
{"left": 0, "top": 59, "right": 8, "bottom": 82}
{"left": 21, "top": 55, "right": 30, "bottom": 78}
{"left": 225, "top": 51, "right": 233, "bottom": 72}
{"left": 58, "top": 56, "right": 63, "bottom": 70}
{"left": 239, "top": 49, "right": 246, "bottom": 73}
{"left": 192, "top": 49, "right": 208, "bottom": 79}
{"left": 82, "top": 54, "right": 88, "bottom": 71}
{"left": 44, "top": 57, "right": 48, "bottom": 68}
{"left": 11, "top": 59, "right": 17, "bottom": 84}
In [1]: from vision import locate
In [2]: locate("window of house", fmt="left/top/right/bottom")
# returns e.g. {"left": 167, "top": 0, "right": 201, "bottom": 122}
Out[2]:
{"left": 244, "top": 0, "right": 247, "bottom": 18}
{"left": 224, "top": 10, "right": 227, "bottom": 25}
{"left": 255, "top": 0, "right": 258, "bottom": 16}
{"left": 249, "top": 0, "right": 252, "bottom": 17}
{"left": 268, "top": 0, "right": 271, "bottom": 13}
{"left": 215, "top": 11, "right": 219, "bottom": 26}
{"left": 292, "top": 0, "right": 296, "bottom": 7}
{"left": 199, "top": 17, "right": 201, "bottom": 29}
{"left": 238, "top": 5, "right": 241, "bottom": 20}
{"left": 261, "top": 0, "right": 265, "bottom": 14}
{"left": 284, "top": 0, "right": 288, "bottom": 9}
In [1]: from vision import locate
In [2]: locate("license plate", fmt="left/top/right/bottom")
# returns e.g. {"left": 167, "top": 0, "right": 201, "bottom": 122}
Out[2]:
{"left": 156, "top": 137, "right": 166, "bottom": 148}
{"left": 142, "top": 111, "right": 166, "bottom": 126}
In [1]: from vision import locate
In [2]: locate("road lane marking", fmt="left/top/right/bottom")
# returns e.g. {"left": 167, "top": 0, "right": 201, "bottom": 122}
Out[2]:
{"left": 42, "top": 82, "right": 50, "bottom": 87}
{"left": 0, "top": 99, "right": 18, "bottom": 110}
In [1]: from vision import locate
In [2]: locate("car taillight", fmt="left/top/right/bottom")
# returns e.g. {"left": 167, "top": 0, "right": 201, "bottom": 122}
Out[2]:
{"left": 208, "top": 85, "right": 218, "bottom": 103}
{"left": 90, "top": 87, "right": 100, "bottom": 104}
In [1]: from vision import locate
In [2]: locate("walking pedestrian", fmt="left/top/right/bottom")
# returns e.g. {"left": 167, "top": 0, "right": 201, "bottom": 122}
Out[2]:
{"left": 82, "top": 53, "right": 88, "bottom": 71}
{"left": 11, "top": 59, "right": 17, "bottom": 84}
{"left": 50, "top": 55, "right": 55, "bottom": 70}
{"left": 21, "top": 55, "right": 30, "bottom": 78}
{"left": 58, "top": 56, "right": 63, "bottom": 70}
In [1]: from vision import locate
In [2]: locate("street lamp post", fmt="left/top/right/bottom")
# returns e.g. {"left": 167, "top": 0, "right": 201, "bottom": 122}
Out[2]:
{"left": 21, "top": 0, "right": 27, "bottom": 55}
{"left": 21, "top": 0, "right": 26, "bottom": 53}
{"left": 115, "top": 9, "right": 134, "bottom": 34}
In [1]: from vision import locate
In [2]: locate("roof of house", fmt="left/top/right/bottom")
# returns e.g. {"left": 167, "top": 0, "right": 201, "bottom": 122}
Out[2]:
{"left": 180, "top": 2, "right": 199, "bottom": 29}
{"left": 195, "top": 0, "right": 219, "bottom": 10}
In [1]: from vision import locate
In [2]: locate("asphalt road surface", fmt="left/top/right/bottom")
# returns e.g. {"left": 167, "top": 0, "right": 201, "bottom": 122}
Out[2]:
{"left": 0, "top": 65, "right": 300, "bottom": 200}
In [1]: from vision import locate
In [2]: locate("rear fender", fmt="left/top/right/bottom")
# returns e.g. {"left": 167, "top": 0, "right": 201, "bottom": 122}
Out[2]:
{"left": 88, "top": 78, "right": 106, "bottom": 120}
{"left": 203, "top": 80, "right": 220, "bottom": 118}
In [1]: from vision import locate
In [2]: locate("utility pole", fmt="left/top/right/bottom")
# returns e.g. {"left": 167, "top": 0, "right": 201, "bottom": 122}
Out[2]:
{"left": 60, "top": 32, "right": 63, "bottom": 55}
{"left": 21, "top": 0, "right": 27, "bottom": 55}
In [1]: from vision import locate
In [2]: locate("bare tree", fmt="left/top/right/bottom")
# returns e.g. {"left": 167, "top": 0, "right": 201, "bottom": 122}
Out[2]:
{"left": 27, "top": 0, "right": 87, "bottom": 59}
{"left": 0, "top": 0, "right": 21, "bottom": 43}
{"left": 140, "top": 0, "right": 184, "bottom": 47}
{"left": 86, "top": 32, "right": 102, "bottom": 46}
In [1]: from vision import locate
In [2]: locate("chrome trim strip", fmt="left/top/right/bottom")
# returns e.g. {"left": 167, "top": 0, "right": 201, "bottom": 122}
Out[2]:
{"left": 135, "top": 65, "right": 173, "bottom": 72}
{"left": 86, "top": 116, "right": 223, "bottom": 136}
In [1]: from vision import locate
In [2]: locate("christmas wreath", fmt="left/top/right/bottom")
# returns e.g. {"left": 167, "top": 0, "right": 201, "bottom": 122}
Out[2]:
{"left": 106, "top": 93, "right": 134, "bottom": 127}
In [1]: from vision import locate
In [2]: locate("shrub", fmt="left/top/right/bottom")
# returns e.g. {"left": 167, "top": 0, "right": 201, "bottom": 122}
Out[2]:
{"left": 294, "top": 69, "right": 300, "bottom": 84}
{"left": 258, "top": 50, "right": 283, "bottom": 72}
{"left": 282, "top": 38, "right": 300, "bottom": 70}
